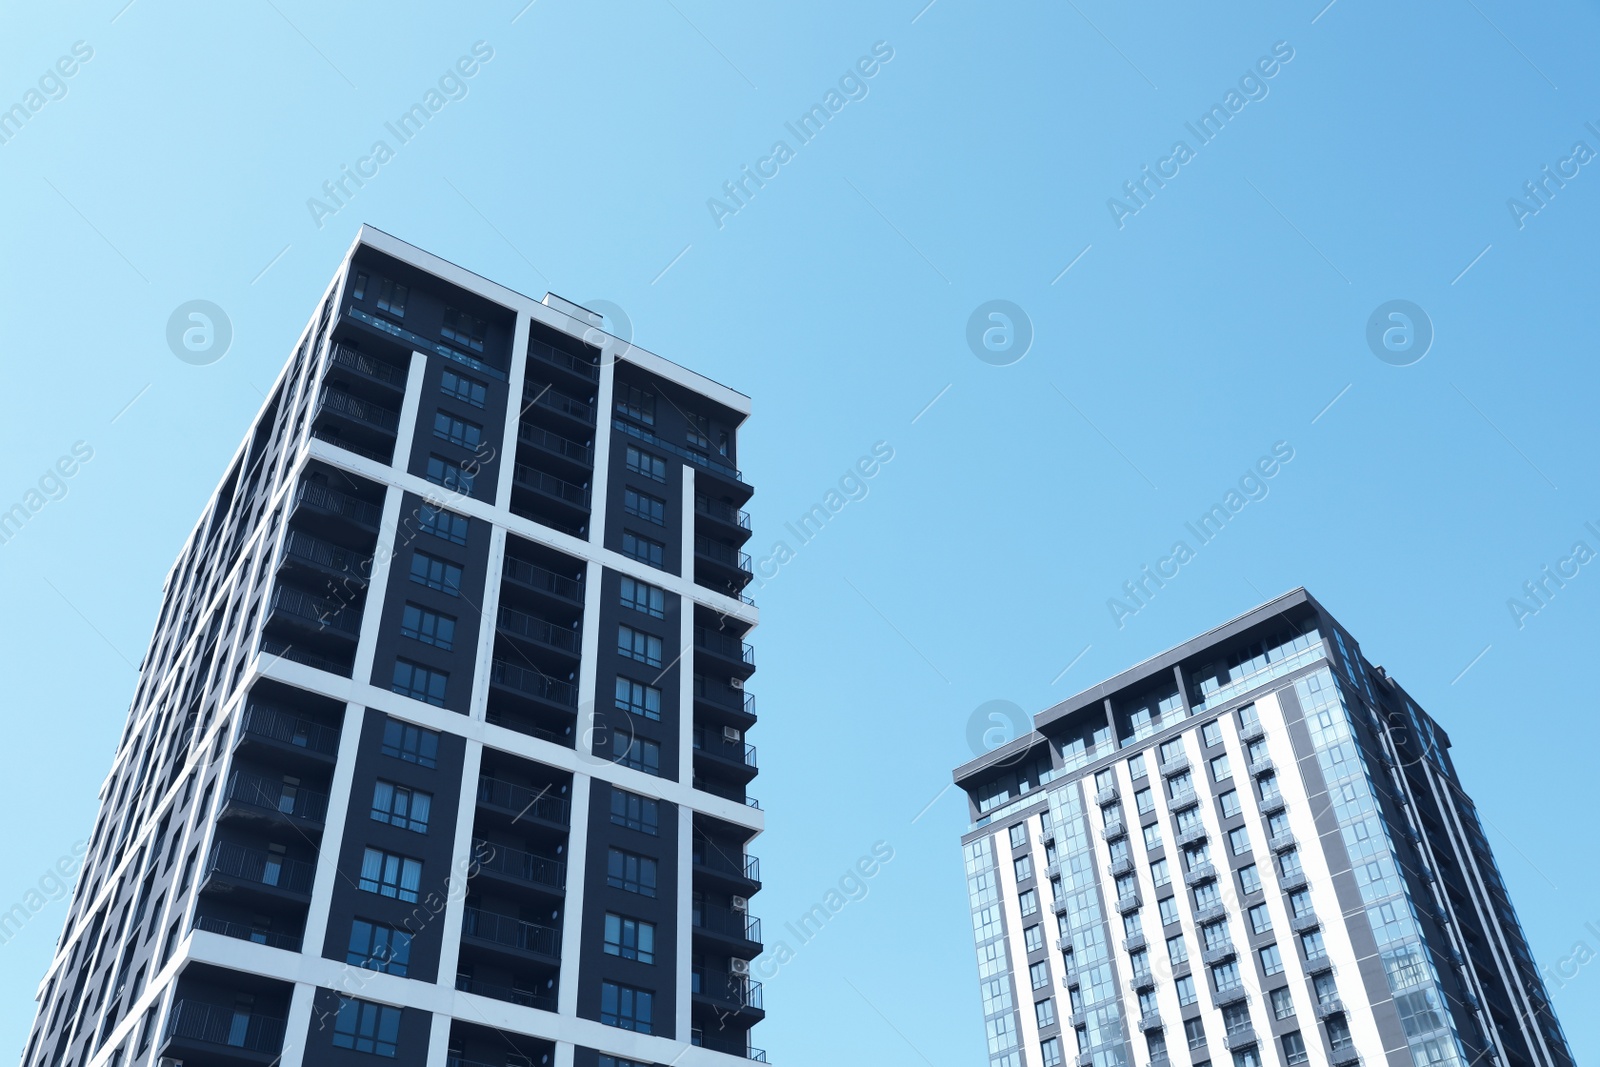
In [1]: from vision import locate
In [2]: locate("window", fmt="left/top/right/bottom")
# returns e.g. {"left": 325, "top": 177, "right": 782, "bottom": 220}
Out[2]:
{"left": 1143, "top": 824, "right": 1163, "bottom": 850}
{"left": 1259, "top": 943, "right": 1284, "bottom": 976}
{"left": 622, "top": 531, "right": 665, "bottom": 568}
{"left": 1024, "top": 924, "right": 1044, "bottom": 952}
{"left": 616, "top": 384, "right": 656, "bottom": 425}
{"left": 1160, "top": 738, "right": 1186, "bottom": 764}
{"left": 417, "top": 504, "right": 469, "bottom": 545}
{"left": 1009, "top": 823, "right": 1029, "bottom": 849}
{"left": 604, "top": 914, "right": 656, "bottom": 963}
{"left": 614, "top": 677, "right": 663, "bottom": 720}
{"left": 409, "top": 551, "right": 462, "bottom": 595}
{"left": 1158, "top": 896, "right": 1180, "bottom": 926}
{"left": 400, "top": 603, "right": 456, "bottom": 650}
{"left": 1279, "top": 848, "right": 1303, "bottom": 878}
{"left": 1211, "top": 754, "right": 1233, "bottom": 782}
{"left": 1202, "top": 721, "right": 1223, "bottom": 747}
{"left": 371, "top": 780, "right": 432, "bottom": 833}
{"left": 617, "top": 625, "right": 663, "bottom": 667}
{"left": 1211, "top": 960, "right": 1242, "bottom": 991}
{"left": 607, "top": 848, "right": 658, "bottom": 897}
{"left": 1019, "top": 889, "right": 1039, "bottom": 917}
{"left": 1167, "top": 934, "right": 1188, "bottom": 964}
{"left": 1289, "top": 890, "right": 1313, "bottom": 918}
{"left": 686, "top": 411, "right": 712, "bottom": 450}
{"left": 1115, "top": 874, "right": 1137, "bottom": 900}
{"left": 359, "top": 848, "right": 421, "bottom": 902}
{"left": 1300, "top": 929, "right": 1327, "bottom": 961}
{"left": 1239, "top": 703, "right": 1260, "bottom": 730}
{"left": 611, "top": 731, "right": 661, "bottom": 775}
{"left": 1178, "top": 978, "right": 1200, "bottom": 1010}
{"left": 1219, "top": 789, "right": 1242, "bottom": 818}
{"left": 1134, "top": 787, "right": 1154, "bottom": 814}
{"left": 610, "top": 789, "right": 659, "bottom": 835}
{"left": 600, "top": 980, "right": 654, "bottom": 1032}
{"left": 1034, "top": 998, "right": 1056, "bottom": 1028}
{"left": 1041, "top": 1037, "right": 1064, "bottom": 1066}
{"left": 1168, "top": 771, "right": 1193, "bottom": 798}
{"left": 1327, "top": 1016, "right": 1354, "bottom": 1051}
{"left": 1202, "top": 920, "right": 1231, "bottom": 951}
{"left": 441, "top": 306, "right": 487, "bottom": 351}
{"left": 1281, "top": 1031, "right": 1308, "bottom": 1066}
{"left": 1128, "top": 753, "right": 1147, "bottom": 778}
{"left": 625, "top": 445, "right": 667, "bottom": 482}
{"left": 624, "top": 487, "right": 666, "bottom": 526}
{"left": 1030, "top": 960, "right": 1051, "bottom": 990}
{"left": 425, "top": 454, "right": 473, "bottom": 494}
{"left": 1238, "top": 864, "right": 1262, "bottom": 895}
{"left": 351, "top": 270, "right": 369, "bottom": 300}
{"left": 392, "top": 659, "right": 447, "bottom": 706}
{"left": 1151, "top": 859, "right": 1171, "bottom": 888}
{"left": 347, "top": 919, "right": 412, "bottom": 975}
{"left": 333, "top": 996, "right": 402, "bottom": 1056}
{"left": 1193, "top": 882, "right": 1221, "bottom": 909}
{"left": 1312, "top": 972, "right": 1338, "bottom": 1006}
{"left": 375, "top": 278, "right": 407, "bottom": 317}
{"left": 1014, "top": 856, "right": 1034, "bottom": 883}
{"left": 1248, "top": 904, "right": 1273, "bottom": 935}
{"left": 620, "top": 576, "right": 666, "bottom": 618}
{"left": 439, "top": 369, "right": 486, "bottom": 408}
{"left": 432, "top": 411, "right": 482, "bottom": 449}
{"left": 1229, "top": 827, "right": 1252, "bottom": 856}
{"left": 1271, "top": 987, "right": 1297, "bottom": 1020}
{"left": 1247, "top": 738, "right": 1270, "bottom": 764}
{"left": 1259, "top": 772, "right": 1281, "bottom": 801}
{"left": 381, "top": 720, "right": 438, "bottom": 768}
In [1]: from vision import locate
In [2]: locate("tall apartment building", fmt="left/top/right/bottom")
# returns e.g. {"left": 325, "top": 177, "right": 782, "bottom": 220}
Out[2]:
{"left": 952, "top": 589, "right": 1573, "bottom": 1067}
{"left": 23, "top": 227, "right": 767, "bottom": 1067}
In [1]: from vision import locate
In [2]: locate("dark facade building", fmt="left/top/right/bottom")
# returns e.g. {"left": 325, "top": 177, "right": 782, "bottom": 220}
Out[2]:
{"left": 23, "top": 227, "right": 767, "bottom": 1067}
{"left": 952, "top": 589, "right": 1573, "bottom": 1067}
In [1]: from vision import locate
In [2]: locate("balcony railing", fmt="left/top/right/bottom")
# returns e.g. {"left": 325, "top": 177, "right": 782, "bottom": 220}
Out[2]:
{"left": 694, "top": 907, "right": 762, "bottom": 944}
{"left": 695, "top": 495, "right": 752, "bottom": 529}
{"left": 453, "top": 975, "right": 557, "bottom": 1012}
{"left": 1176, "top": 823, "right": 1207, "bottom": 847}
{"left": 1223, "top": 1027, "right": 1258, "bottom": 1052}
{"left": 280, "top": 529, "right": 369, "bottom": 583}
{"left": 224, "top": 771, "right": 329, "bottom": 823}
{"left": 613, "top": 418, "right": 745, "bottom": 483}
{"left": 294, "top": 481, "right": 383, "bottom": 528}
{"left": 1095, "top": 784, "right": 1120, "bottom": 806}
{"left": 695, "top": 848, "right": 761, "bottom": 883}
{"left": 1280, "top": 867, "right": 1309, "bottom": 892}
{"left": 205, "top": 841, "right": 315, "bottom": 894}
{"left": 330, "top": 343, "right": 405, "bottom": 387}
{"left": 461, "top": 906, "right": 560, "bottom": 957}
{"left": 316, "top": 387, "right": 400, "bottom": 433}
{"left": 239, "top": 703, "right": 341, "bottom": 756}
{"left": 1201, "top": 942, "right": 1237, "bottom": 965}
{"left": 527, "top": 337, "right": 599, "bottom": 381}
{"left": 472, "top": 838, "right": 565, "bottom": 891}
{"left": 1101, "top": 818, "right": 1127, "bottom": 842}
{"left": 694, "top": 626, "right": 755, "bottom": 665}
{"left": 518, "top": 422, "right": 593, "bottom": 465}
{"left": 1192, "top": 902, "right": 1227, "bottom": 926}
{"left": 694, "top": 969, "right": 765, "bottom": 1010}
{"left": 496, "top": 606, "right": 581, "bottom": 653}
{"left": 192, "top": 915, "right": 302, "bottom": 951}
{"left": 1184, "top": 862, "right": 1217, "bottom": 887}
{"left": 695, "top": 680, "right": 757, "bottom": 716}
{"left": 1291, "top": 911, "right": 1321, "bottom": 933}
{"left": 693, "top": 728, "right": 758, "bottom": 769}
{"left": 523, "top": 383, "right": 594, "bottom": 423}
{"left": 512, "top": 463, "right": 591, "bottom": 507}
{"left": 502, "top": 555, "right": 583, "bottom": 602}
{"left": 1269, "top": 831, "right": 1298, "bottom": 853}
{"left": 269, "top": 585, "right": 361, "bottom": 636}
{"left": 695, "top": 534, "right": 753, "bottom": 572}
{"left": 1160, "top": 754, "right": 1191, "bottom": 777}
{"left": 258, "top": 637, "right": 350, "bottom": 676}
{"left": 489, "top": 659, "right": 578, "bottom": 707}
{"left": 1315, "top": 996, "right": 1346, "bottom": 1020}
{"left": 165, "top": 1000, "right": 286, "bottom": 1053}
{"left": 1250, "top": 757, "right": 1276, "bottom": 777}
{"left": 1115, "top": 892, "right": 1142, "bottom": 915}
{"left": 476, "top": 776, "right": 571, "bottom": 826}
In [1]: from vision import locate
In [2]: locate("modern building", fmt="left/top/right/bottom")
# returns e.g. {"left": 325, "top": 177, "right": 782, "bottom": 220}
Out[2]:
{"left": 22, "top": 227, "right": 768, "bottom": 1067}
{"left": 952, "top": 589, "right": 1573, "bottom": 1067}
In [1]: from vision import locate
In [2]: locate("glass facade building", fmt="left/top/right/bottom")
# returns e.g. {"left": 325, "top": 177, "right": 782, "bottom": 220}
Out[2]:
{"left": 952, "top": 589, "right": 1573, "bottom": 1067}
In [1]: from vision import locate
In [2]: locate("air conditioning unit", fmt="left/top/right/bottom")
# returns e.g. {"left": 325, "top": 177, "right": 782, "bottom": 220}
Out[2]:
{"left": 731, "top": 958, "right": 750, "bottom": 976}
{"left": 731, "top": 895, "right": 749, "bottom": 912}
{"left": 723, "top": 726, "right": 743, "bottom": 744}
{"left": 729, "top": 677, "right": 744, "bottom": 690}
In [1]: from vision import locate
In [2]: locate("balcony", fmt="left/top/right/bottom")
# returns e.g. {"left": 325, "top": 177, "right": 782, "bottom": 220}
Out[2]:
{"left": 613, "top": 417, "right": 749, "bottom": 495}
{"left": 693, "top": 847, "right": 762, "bottom": 891}
{"left": 1101, "top": 818, "right": 1127, "bottom": 842}
{"left": 1305, "top": 953, "right": 1335, "bottom": 975}
{"left": 237, "top": 703, "right": 341, "bottom": 763}
{"left": 1192, "top": 903, "right": 1227, "bottom": 926}
{"left": 1250, "top": 756, "right": 1276, "bottom": 777}
{"left": 523, "top": 382, "right": 595, "bottom": 426}
{"left": 1328, "top": 1045, "right": 1362, "bottom": 1067}
{"left": 1184, "top": 863, "right": 1217, "bottom": 888}
{"left": 221, "top": 771, "right": 329, "bottom": 829}
{"left": 475, "top": 776, "right": 571, "bottom": 830}
{"left": 1239, "top": 721, "right": 1266, "bottom": 743}
{"left": 1201, "top": 943, "right": 1237, "bottom": 965}
{"left": 1160, "top": 754, "right": 1190, "bottom": 777}
{"left": 202, "top": 841, "right": 315, "bottom": 900}
{"left": 292, "top": 481, "right": 383, "bottom": 531}
{"left": 1315, "top": 996, "right": 1346, "bottom": 1020}
{"left": 258, "top": 636, "right": 352, "bottom": 677}
{"left": 693, "top": 728, "right": 759, "bottom": 778}
{"left": 693, "top": 970, "right": 765, "bottom": 1016}
{"left": 192, "top": 915, "right": 303, "bottom": 952}
{"left": 453, "top": 974, "right": 558, "bottom": 1013}
{"left": 461, "top": 907, "right": 561, "bottom": 964}
{"left": 471, "top": 838, "right": 565, "bottom": 894}
{"left": 694, "top": 907, "right": 763, "bottom": 954}
{"left": 512, "top": 463, "right": 590, "bottom": 509}
{"left": 1137, "top": 1013, "right": 1163, "bottom": 1033}
{"left": 1107, "top": 855, "right": 1135, "bottom": 878}
{"left": 316, "top": 386, "right": 399, "bottom": 434}
{"left": 1056, "top": 934, "right": 1074, "bottom": 953}
{"left": 329, "top": 343, "right": 406, "bottom": 390}
{"left": 501, "top": 555, "right": 584, "bottom": 606}
{"left": 695, "top": 678, "right": 757, "bottom": 724}
{"left": 527, "top": 336, "right": 599, "bottom": 382}
{"left": 278, "top": 529, "right": 370, "bottom": 588}
{"left": 163, "top": 1000, "right": 286, "bottom": 1065}
{"left": 1213, "top": 984, "right": 1250, "bottom": 1008}
{"left": 695, "top": 534, "right": 754, "bottom": 592}
{"left": 1128, "top": 970, "right": 1155, "bottom": 992}
{"left": 518, "top": 421, "right": 593, "bottom": 471}
{"left": 1168, "top": 787, "right": 1198, "bottom": 808}
{"left": 1259, "top": 792, "right": 1287, "bottom": 815}
{"left": 695, "top": 494, "right": 753, "bottom": 539}
{"left": 695, "top": 626, "right": 756, "bottom": 674}
{"left": 1115, "top": 892, "right": 1142, "bottom": 915}
{"left": 1095, "top": 784, "right": 1120, "bottom": 806}
{"left": 1290, "top": 911, "right": 1321, "bottom": 934}
{"left": 1223, "top": 1027, "right": 1257, "bottom": 1052}
{"left": 1122, "top": 933, "right": 1146, "bottom": 953}
{"left": 1175, "top": 824, "right": 1207, "bottom": 847}
{"left": 496, "top": 606, "right": 581, "bottom": 659}
{"left": 1269, "top": 831, "right": 1298, "bottom": 853}
{"left": 1279, "top": 868, "right": 1309, "bottom": 892}
{"left": 489, "top": 659, "right": 578, "bottom": 709}
{"left": 267, "top": 585, "right": 361, "bottom": 639}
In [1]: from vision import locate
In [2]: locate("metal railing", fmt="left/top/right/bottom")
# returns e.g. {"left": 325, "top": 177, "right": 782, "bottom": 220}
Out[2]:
{"left": 518, "top": 421, "right": 593, "bottom": 465}
{"left": 239, "top": 703, "right": 340, "bottom": 756}
{"left": 280, "top": 529, "right": 369, "bottom": 582}
{"left": 694, "top": 626, "right": 755, "bottom": 665}
{"left": 613, "top": 418, "right": 744, "bottom": 482}
{"left": 693, "top": 728, "right": 758, "bottom": 769}
{"left": 471, "top": 838, "right": 565, "bottom": 891}
{"left": 258, "top": 637, "right": 350, "bottom": 676}
{"left": 694, "top": 679, "right": 756, "bottom": 716}
{"left": 461, "top": 907, "right": 560, "bottom": 957}
{"left": 316, "top": 387, "right": 400, "bottom": 432}
{"left": 452, "top": 976, "right": 558, "bottom": 1013}
{"left": 694, "top": 907, "right": 762, "bottom": 944}
{"left": 205, "top": 841, "right": 315, "bottom": 894}
{"left": 695, "top": 534, "right": 753, "bottom": 571}
{"left": 523, "top": 383, "right": 594, "bottom": 422}
{"left": 330, "top": 343, "right": 405, "bottom": 386}
{"left": 224, "top": 771, "right": 329, "bottom": 823}
{"left": 269, "top": 585, "right": 361, "bottom": 635}
{"left": 192, "top": 915, "right": 302, "bottom": 951}
{"left": 694, "top": 848, "right": 761, "bottom": 883}
{"left": 512, "top": 463, "right": 591, "bottom": 507}
{"left": 501, "top": 555, "right": 583, "bottom": 601}
{"left": 489, "top": 659, "right": 578, "bottom": 707}
{"left": 693, "top": 969, "right": 764, "bottom": 1009}
{"left": 496, "top": 606, "right": 581, "bottom": 653}
{"left": 294, "top": 481, "right": 383, "bottom": 527}
{"left": 695, "top": 495, "right": 752, "bottom": 529}
{"left": 165, "top": 1000, "right": 286, "bottom": 1052}
{"left": 476, "top": 776, "right": 571, "bottom": 825}
{"left": 527, "top": 337, "right": 599, "bottom": 381}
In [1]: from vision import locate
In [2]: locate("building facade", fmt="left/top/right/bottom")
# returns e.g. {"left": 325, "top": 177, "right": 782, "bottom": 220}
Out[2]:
{"left": 952, "top": 589, "right": 1573, "bottom": 1067}
{"left": 23, "top": 227, "right": 767, "bottom": 1067}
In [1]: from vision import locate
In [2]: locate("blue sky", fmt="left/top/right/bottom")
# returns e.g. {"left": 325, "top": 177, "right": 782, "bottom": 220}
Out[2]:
{"left": 2, "top": 0, "right": 1598, "bottom": 1062}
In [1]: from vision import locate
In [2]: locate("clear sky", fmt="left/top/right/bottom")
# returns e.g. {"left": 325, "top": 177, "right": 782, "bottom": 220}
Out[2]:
{"left": 1, "top": 0, "right": 1597, "bottom": 1063}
